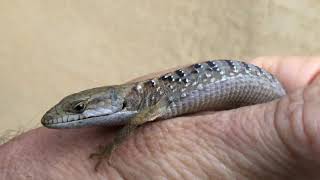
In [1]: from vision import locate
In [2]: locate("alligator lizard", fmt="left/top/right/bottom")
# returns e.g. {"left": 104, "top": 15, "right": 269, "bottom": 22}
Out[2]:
{"left": 41, "top": 59, "right": 286, "bottom": 170}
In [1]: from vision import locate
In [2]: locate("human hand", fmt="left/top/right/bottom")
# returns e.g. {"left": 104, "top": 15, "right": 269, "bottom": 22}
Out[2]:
{"left": 1, "top": 57, "right": 320, "bottom": 179}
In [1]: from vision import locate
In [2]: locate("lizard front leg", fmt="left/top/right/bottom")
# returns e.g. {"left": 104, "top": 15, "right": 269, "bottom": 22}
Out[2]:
{"left": 90, "top": 99, "right": 168, "bottom": 171}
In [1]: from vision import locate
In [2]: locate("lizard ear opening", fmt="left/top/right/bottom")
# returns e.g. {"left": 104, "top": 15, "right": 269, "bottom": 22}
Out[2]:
{"left": 122, "top": 100, "right": 128, "bottom": 110}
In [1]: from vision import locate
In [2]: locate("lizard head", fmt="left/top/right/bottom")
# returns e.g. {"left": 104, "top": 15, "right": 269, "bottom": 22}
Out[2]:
{"left": 41, "top": 85, "right": 138, "bottom": 128}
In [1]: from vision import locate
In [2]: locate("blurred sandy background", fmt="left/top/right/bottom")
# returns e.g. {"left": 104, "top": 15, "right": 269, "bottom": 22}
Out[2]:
{"left": 0, "top": 1, "right": 319, "bottom": 135}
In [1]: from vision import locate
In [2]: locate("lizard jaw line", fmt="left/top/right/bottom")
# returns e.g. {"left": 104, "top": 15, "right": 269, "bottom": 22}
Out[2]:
{"left": 42, "top": 111, "right": 137, "bottom": 129}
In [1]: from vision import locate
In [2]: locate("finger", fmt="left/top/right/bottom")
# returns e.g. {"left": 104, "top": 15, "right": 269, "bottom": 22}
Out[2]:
{"left": 252, "top": 56, "right": 320, "bottom": 92}
{"left": 275, "top": 74, "right": 320, "bottom": 161}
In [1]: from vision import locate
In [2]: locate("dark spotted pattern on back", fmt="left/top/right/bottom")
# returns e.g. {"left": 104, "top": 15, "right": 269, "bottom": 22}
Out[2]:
{"left": 175, "top": 69, "right": 186, "bottom": 77}
{"left": 155, "top": 60, "right": 273, "bottom": 94}
{"left": 242, "top": 61, "right": 251, "bottom": 71}
{"left": 206, "top": 61, "right": 217, "bottom": 67}
{"left": 167, "top": 75, "right": 175, "bottom": 82}
{"left": 254, "top": 64, "right": 264, "bottom": 75}
{"left": 224, "top": 60, "right": 236, "bottom": 70}
{"left": 138, "top": 59, "right": 284, "bottom": 116}
{"left": 192, "top": 69, "right": 200, "bottom": 74}
{"left": 148, "top": 80, "right": 157, "bottom": 87}
{"left": 193, "top": 63, "right": 203, "bottom": 69}
{"left": 182, "top": 78, "right": 189, "bottom": 83}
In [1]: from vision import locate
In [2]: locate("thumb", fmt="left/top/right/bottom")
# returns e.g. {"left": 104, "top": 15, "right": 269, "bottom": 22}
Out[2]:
{"left": 213, "top": 74, "right": 320, "bottom": 179}
{"left": 274, "top": 74, "right": 320, "bottom": 175}
{"left": 253, "top": 57, "right": 320, "bottom": 163}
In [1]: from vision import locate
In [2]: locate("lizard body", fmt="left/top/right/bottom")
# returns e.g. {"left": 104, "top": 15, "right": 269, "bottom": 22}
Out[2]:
{"left": 41, "top": 60, "right": 286, "bottom": 170}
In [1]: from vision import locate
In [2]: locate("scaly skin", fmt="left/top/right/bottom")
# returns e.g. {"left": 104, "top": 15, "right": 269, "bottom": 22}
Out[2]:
{"left": 41, "top": 59, "right": 286, "bottom": 170}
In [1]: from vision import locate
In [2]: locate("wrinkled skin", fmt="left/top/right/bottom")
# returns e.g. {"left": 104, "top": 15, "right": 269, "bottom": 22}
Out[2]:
{"left": 1, "top": 57, "right": 320, "bottom": 179}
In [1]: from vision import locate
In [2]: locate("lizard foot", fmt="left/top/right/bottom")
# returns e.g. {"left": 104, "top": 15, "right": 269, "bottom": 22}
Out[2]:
{"left": 89, "top": 143, "right": 115, "bottom": 171}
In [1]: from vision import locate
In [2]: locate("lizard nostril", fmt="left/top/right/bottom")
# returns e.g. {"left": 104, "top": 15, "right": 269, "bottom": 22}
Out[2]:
{"left": 41, "top": 113, "right": 53, "bottom": 125}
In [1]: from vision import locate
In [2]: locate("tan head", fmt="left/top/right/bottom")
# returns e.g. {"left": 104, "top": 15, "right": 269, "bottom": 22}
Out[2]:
{"left": 41, "top": 85, "right": 138, "bottom": 128}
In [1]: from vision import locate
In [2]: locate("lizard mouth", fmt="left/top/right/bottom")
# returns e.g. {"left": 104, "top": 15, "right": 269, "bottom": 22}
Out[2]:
{"left": 41, "top": 110, "right": 137, "bottom": 129}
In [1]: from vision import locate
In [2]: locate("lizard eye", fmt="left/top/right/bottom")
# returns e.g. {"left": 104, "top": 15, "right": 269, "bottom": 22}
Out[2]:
{"left": 73, "top": 101, "right": 86, "bottom": 113}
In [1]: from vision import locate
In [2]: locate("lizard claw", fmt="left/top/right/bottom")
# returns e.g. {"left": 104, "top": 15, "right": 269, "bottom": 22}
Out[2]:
{"left": 89, "top": 145, "right": 105, "bottom": 158}
{"left": 89, "top": 144, "right": 115, "bottom": 171}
